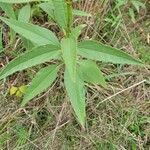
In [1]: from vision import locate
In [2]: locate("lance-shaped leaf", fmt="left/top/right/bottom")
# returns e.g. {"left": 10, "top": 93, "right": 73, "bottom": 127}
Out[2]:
{"left": 61, "top": 37, "right": 77, "bottom": 81}
{"left": 71, "top": 24, "right": 87, "bottom": 39}
{"left": 78, "top": 60, "right": 106, "bottom": 88}
{"left": 0, "top": 3, "right": 16, "bottom": 43}
{"left": 0, "top": 0, "right": 49, "bottom": 3}
{"left": 78, "top": 40, "right": 142, "bottom": 65}
{"left": 64, "top": 69, "right": 86, "bottom": 127}
{"left": 21, "top": 65, "right": 59, "bottom": 106}
{"left": 38, "top": 2, "right": 55, "bottom": 20}
{"left": 0, "top": 3, "right": 16, "bottom": 19}
{"left": 18, "top": 4, "right": 31, "bottom": 23}
{"left": 0, "top": 44, "right": 61, "bottom": 80}
{"left": 39, "top": 2, "right": 90, "bottom": 20}
{"left": 18, "top": 4, "right": 35, "bottom": 50}
{"left": 52, "top": 0, "right": 68, "bottom": 30}
{"left": 73, "top": 9, "right": 91, "bottom": 17}
{"left": 0, "top": 17, "right": 59, "bottom": 46}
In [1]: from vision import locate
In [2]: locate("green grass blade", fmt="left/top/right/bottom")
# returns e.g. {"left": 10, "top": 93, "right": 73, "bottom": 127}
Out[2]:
{"left": 0, "top": 17, "right": 59, "bottom": 46}
{"left": 73, "top": 9, "right": 91, "bottom": 17}
{"left": 0, "top": 28, "right": 3, "bottom": 53}
{"left": 21, "top": 65, "right": 59, "bottom": 106}
{"left": 0, "top": 45, "right": 60, "bottom": 80}
{"left": 78, "top": 40, "right": 143, "bottom": 65}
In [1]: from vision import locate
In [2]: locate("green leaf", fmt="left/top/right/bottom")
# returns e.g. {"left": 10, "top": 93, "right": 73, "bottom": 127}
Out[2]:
{"left": 64, "top": 69, "right": 86, "bottom": 127}
{"left": 21, "top": 37, "right": 35, "bottom": 50}
{"left": 18, "top": 4, "right": 34, "bottom": 50}
{"left": 18, "top": 4, "right": 31, "bottom": 23}
{"left": 61, "top": 37, "right": 77, "bottom": 81}
{"left": 52, "top": 0, "right": 68, "bottom": 30}
{"left": 78, "top": 60, "right": 106, "bottom": 87}
{"left": 71, "top": 24, "right": 87, "bottom": 39}
{"left": 0, "top": 3, "right": 16, "bottom": 43}
{"left": 131, "top": 1, "right": 145, "bottom": 13}
{"left": 39, "top": 2, "right": 90, "bottom": 21}
{"left": 0, "top": 0, "right": 49, "bottom": 3}
{"left": 38, "top": 2, "right": 55, "bottom": 20}
{"left": 73, "top": 9, "right": 91, "bottom": 17}
{"left": 0, "top": 44, "right": 61, "bottom": 80}
{"left": 19, "top": 85, "right": 27, "bottom": 94}
{"left": 0, "top": 17, "right": 59, "bottom": 46}
{"left": 78, "top": 40, "right": 142, "bottom": 65}
{"left": 21, "top": 65, "right": 59, "bottom": 106}
{"left": 106, "top": 72, "right": 136, "bottom": 81}
{"left": 10, "top": 86, "right": 18, "bottom": 95}
{"left": 0, "top": 3, "right": 16, "bottom": 19}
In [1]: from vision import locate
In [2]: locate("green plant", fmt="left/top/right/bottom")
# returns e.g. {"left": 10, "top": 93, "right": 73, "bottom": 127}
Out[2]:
{"left": 115, "top": 0, "right": 146, "bottom": 23}
{"left": 105, "top": 0, "right": 146, "bottom": 28}
{"left": 0, "top": 2, "right": 16, "bottom": 44}
{"left": 14, "top": 125, "right": 29, "bottom": 146}
{"left": 0, "top": 0, "right": 143, "bottom": 127}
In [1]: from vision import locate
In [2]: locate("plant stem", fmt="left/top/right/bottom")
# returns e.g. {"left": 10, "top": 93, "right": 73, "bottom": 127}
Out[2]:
{"left": 66, "top": 0, "right": 73, "bottom": 37}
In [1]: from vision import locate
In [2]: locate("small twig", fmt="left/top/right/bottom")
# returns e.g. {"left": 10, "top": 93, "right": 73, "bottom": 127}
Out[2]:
{"left": 0, "top": 108, "right": 23, "bottom": 123}
{"left": 13, "top": 38, "right": 21, "bottom": 50}
{"left": 51, "top": 101, "right": 66, "bottom": 143}
{"left": 96, "top": 80, "right": 146, "bottom": 108}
